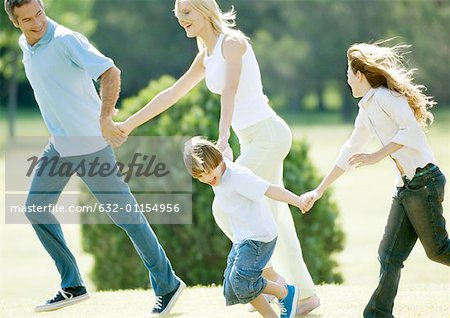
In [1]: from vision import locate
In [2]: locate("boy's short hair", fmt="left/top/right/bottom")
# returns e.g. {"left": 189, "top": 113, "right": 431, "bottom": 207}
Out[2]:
{"left": 183, "top": 136, "right": 223, "bottom": 178}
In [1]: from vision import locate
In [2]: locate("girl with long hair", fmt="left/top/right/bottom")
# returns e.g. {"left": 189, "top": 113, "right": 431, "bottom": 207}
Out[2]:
{"left": 300, "top": 40, "right": 450, "bottom": 318}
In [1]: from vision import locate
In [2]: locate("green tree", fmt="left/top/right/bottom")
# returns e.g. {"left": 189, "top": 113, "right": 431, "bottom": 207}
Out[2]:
{"left": 88, "top": 0, "right": 448, "bottom": 117}
{"left": 90, "top": 0, "right": 196, "bottom": 98}
{"left": 388, "top": 0, "right": 450, "bottom": 107}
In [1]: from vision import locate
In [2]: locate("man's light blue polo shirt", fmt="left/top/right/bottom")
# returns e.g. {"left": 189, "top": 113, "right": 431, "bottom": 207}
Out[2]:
{"left": 19, "top": 18, "right": 113, "bottom": 156}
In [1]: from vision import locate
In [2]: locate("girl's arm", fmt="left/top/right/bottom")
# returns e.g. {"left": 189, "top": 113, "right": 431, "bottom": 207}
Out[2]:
{"left": 265, "top": 185, "right": 302, "bottom": 210}
{"left": 216, "top": 36, "right": 246, "bottom": 151}
{"left": 300, "top": 140, "right": 402, "bottom": 214}
{"left": 348, "top": 142, "right": 403, "bottom": 168}
{"left": 118, "top": 51, "right": 206, "bottom": 135}
{"left": 300, "top": 110, "right": 372, "bottom": 213}
{"left": 300, "top": 165, "right": 345, "bottom": 213}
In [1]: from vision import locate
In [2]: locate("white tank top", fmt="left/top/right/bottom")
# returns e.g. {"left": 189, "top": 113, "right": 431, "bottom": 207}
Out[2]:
{"left": 203, "top": 33, "right": 275, "bottom": 131}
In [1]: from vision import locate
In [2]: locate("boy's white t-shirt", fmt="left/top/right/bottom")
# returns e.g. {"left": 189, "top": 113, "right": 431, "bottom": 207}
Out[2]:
{"left": 212, "top": 159, "right": 278, "bottom": 244}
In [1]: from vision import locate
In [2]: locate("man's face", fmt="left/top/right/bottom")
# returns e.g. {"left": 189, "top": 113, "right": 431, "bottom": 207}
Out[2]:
{"left": 11, "top": 0, "right": 47, "bottom": 46}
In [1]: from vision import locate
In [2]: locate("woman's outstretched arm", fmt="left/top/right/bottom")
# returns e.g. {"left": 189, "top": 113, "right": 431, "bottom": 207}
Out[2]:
{"left": 118, "top": 51, "right": 206, "bottom": 135}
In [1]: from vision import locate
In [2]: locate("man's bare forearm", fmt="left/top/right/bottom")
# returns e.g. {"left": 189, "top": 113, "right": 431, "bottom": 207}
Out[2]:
{"left": 100, "top": 66, "right": 121, "bottom": 120}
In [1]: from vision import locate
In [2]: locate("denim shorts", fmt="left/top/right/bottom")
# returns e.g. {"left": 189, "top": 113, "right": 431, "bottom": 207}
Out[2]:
{"left": 223, "top": 238, "right": 277, "bottom": 306}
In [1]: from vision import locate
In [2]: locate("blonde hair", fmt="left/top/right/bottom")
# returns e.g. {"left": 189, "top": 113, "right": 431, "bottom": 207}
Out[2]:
{"left": 183, "top": 136, "right": 223, "bottom": 178}
{"left": 347, "top": 40, "right": 435, "bottom": 127}
{"left": 174, "top": 0, "right": 247, "bottom": 50}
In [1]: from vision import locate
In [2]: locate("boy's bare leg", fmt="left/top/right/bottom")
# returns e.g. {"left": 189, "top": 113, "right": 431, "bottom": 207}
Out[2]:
{"left": 248, "top": 270, "right": 285, "bottom": 312}
{"left": 263, "top": 267, "right": 319, "bottom": 314}
{"left": 250, "top": 280, "right": 288, "bottom": 317}
{"left": 264, "top": 280, "right": 288, "bottom": 299}
{"left": 249, "top": 295, "right": 278, "bottom": 318}
{"left": 262, "top": 267, "right": 278, "bottom": 281}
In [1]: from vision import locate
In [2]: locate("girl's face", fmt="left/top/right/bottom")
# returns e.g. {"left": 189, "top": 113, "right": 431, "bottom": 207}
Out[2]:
{"left": 176, "top": 1, "right": 208, "bottom": 38}
{"left": 347, "top": 65, "right": 364, "bottom": 98}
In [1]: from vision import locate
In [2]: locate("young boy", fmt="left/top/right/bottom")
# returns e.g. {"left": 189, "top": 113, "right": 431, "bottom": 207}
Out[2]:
{"left": 183, "top": 136, "right": 303, "bottom": 318}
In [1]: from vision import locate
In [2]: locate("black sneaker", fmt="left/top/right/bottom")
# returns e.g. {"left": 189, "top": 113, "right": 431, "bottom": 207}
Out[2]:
{"left": 35, "top": 286, "right": 89, "bottom": 312}
{"left": 151, "top": 280, "right": 186, "bottom": 317}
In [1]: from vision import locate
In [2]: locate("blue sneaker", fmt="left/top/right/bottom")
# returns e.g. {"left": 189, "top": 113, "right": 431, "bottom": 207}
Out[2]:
{"left": 279, "top": 284, "right": 299, "bottom": 318}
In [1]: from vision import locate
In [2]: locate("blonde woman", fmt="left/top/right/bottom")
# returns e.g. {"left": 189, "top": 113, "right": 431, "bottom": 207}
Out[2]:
{"left": 300, "top": 41, "right": 450, "bottom": 318}
{"left": 118, "top": 0, "right": 319, "bottom": 315}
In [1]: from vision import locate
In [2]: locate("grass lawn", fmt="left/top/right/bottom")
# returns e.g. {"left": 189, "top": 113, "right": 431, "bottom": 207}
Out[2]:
{"left": 1, "top": 108, "right": 449, "bottom": 317}
{"left": 1, "top": 284, "right": 449, "bottom": 318}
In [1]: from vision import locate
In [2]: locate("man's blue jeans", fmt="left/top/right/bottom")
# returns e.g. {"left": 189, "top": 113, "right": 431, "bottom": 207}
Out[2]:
{"left": 25, "top": 143, "right": 180, "bottom": 296}
{"left": 363, "top": 164, "right": 449, "bottom": 318}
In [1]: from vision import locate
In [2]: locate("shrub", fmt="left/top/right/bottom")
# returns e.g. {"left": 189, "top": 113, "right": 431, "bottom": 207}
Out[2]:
{"left": 80, "top": 75, "right": 344, "bottom": 290}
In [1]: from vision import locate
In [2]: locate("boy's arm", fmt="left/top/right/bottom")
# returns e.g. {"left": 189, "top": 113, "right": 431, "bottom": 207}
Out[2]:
{"left": 265, "top": 185, "right": 301, "bottom": 210}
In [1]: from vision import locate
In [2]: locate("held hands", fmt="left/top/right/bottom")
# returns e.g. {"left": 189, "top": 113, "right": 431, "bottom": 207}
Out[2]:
{"left": 116, "top": 120, "right": 134, "bottom": 137}
{"left": 222, "top": 143, "right": 234, "bottom": 161}
{"left": 298, "top": 189, "right": 323, "bottom": 214}
{"left": 216, "top": 135, "right": 229, "bottom": 153}
{"left": 217, "top": 134, "right": 233, "bottom": 160}
{"left": 100, "top": 115, "right": 127, "bottom": 148}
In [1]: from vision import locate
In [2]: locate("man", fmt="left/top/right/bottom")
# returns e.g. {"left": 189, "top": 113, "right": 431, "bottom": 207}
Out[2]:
{"left": 4, "top": 0, "right": 185, "bottom": 315}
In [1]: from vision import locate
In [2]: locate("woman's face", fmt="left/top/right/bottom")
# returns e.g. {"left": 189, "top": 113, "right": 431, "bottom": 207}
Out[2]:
{"left": 347, "top": 64, "right": 364, "bottom": 98}
{"left": 176, "top": 1, "right": 208, "bottom": 38}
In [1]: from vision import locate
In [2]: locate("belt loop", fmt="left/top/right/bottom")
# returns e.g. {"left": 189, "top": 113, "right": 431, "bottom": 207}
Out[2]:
{"left": 402, "top": 175, "right": 410, "bottom": 187}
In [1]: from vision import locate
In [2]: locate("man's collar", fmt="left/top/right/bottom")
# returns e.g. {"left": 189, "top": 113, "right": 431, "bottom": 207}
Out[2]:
{"left": 33, "top": 17, "right": 56, "bottom": 47}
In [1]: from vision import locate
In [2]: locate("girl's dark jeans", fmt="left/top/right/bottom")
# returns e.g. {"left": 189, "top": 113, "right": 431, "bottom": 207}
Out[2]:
{"left": 363, "top": 164, "right": 449, "bottom": 318}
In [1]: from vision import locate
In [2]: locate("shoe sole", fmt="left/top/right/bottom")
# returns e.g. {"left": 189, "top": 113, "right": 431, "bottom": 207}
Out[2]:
{"left": 153, "top": 280, "right": 186, "bottom": 317}
{"left": 35, "top": 293, "right": 90, "bottom": 313}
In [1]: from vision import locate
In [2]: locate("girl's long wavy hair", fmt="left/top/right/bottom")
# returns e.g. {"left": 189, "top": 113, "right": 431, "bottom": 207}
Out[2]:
{"left": 174, "top": 0, "right": 247, "bottom": 51}
{"left": 347, "top": 40, "right": 435, "bottom": 127}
